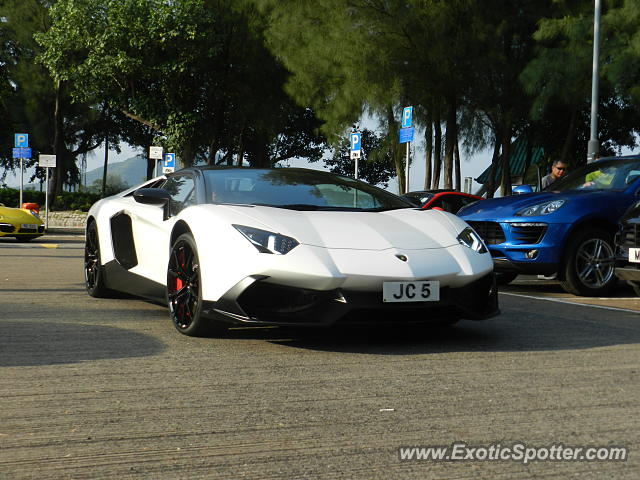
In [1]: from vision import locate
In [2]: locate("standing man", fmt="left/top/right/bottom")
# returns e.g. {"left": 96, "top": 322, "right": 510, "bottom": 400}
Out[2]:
{"left": 541, "top": 160, "right": 569, "bottom": 189}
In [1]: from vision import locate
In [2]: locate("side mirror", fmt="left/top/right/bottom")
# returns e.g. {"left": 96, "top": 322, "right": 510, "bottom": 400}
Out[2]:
{"left": 133, "top": 188, "right": 171, "bottom": 220}
{"left": 512, "top": 185, "right": 534, "bottom": 195}
{"left": 133, "top": 188, "right": 171, "bottom": 206}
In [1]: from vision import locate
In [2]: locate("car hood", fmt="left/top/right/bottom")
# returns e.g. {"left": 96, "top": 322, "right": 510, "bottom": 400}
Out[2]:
{"left": 216, "top": 205, "right": 462, "bottom": 250}
{"left": 0, "top": 206, "right": 41, "bottom": 224}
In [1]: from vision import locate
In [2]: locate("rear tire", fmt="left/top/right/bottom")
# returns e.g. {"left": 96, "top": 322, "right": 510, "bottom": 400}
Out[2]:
{"left": 84, "top": 222, "right": 113, "bottom": 298}
{"left": 167, "top": 233, "right": 227, "bottom": 337}
{"left": 559, "top": 228, "right": 616, "bottom": 296}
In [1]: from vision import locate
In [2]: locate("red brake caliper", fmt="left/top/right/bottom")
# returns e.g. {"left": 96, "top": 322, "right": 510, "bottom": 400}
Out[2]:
{"left": 176, "top": 250, "right": 184, "bottom": 291}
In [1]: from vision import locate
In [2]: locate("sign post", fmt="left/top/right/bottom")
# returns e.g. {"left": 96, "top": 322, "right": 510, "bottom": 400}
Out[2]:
{"left": 349, "top": 132, "right": 362, "bottom": 180}
{"left": 39, "top": 154, "right": 56, "bottom": 229}
{"left": 163, "top": 153, "right": 176, "bottom": 174}
{"left": 399, "top": 107, "right": 414, "bottom": 194}
{"left": 14, "top": 134, "right": 29, "bottom": 206}
{"left": 149, "top": 146, "right": 163, "bottom": 176}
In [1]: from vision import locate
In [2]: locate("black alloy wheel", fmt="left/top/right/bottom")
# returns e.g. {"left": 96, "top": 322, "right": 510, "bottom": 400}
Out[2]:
{"left": 84, "top": 222, "right": 110, "bottom": 297}
{"left": 167, "top": 233, "right": 226, "bottom": 336}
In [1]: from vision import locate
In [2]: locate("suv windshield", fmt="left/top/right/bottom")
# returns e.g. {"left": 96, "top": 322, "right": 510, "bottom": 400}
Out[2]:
{"left": 203, "top": 168, "right": 412, "bottom": 211}
{"left": 543, "top": 158, "right": 640, "bottom": 193}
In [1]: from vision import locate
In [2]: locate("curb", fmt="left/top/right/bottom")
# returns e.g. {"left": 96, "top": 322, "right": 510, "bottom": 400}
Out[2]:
{"left": 45, "top": 227, "right": 85, "bottom": 235}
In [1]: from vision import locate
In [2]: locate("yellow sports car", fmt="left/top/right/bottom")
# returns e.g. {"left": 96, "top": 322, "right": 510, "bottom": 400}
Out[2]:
{"left": 0, "top": 204, "right": 45, "bottom": 241}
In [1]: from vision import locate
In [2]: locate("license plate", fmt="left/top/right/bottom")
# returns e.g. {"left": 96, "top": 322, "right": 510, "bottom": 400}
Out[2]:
{"left": 382, "top": 281, "right": 440, "bottom": 303}
{"left": 629, "top": 248, "right": 640, "bottom": 263}
{"left": 21, "top": 224, "right": 37, "bottom": 229}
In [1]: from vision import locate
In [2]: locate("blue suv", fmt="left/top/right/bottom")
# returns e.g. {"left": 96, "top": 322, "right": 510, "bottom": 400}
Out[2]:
{"left": 458, "top": 156, "right": 640, "bottom": 296}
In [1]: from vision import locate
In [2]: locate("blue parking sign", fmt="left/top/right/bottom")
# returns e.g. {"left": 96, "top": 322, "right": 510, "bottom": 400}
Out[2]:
{"left": 399, "top": 127, "right": 414, "bottom": 144}
{"left": 350, "top": 133, "right": 361, "bottom": 152}
{"left": 15, "top": 133, "right": 29, "bottom": 148}
{"left": 12, "top": 147, "right": 32, "bottom": 158}
{"left": 402, "top": 106, "right": 413, "bottom": 128}
{"left": 164, "top": 153, "right": 175, "bottom": 168}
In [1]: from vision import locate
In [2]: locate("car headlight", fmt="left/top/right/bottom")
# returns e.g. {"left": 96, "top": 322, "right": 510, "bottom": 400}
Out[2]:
{"left": 457, "top": 227, "right": 487, "bottom": 254}
{"left": 30, "top": 210, "right": 41, "bottom": 220}
{"left": 233, "top": 225, "right": 299, "bottom": 255}
{"left": 516, "top": 199, "right": 565, "bottom": 217}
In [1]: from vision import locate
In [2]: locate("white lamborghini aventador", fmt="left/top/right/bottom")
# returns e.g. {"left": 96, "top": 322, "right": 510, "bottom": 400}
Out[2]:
{"left": 84, "top": 167, "right": 498, "bottom": 336}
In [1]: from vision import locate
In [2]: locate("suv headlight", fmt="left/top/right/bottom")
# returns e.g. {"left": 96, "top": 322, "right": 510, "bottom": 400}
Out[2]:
{"left": 457, "top": 227, "right": 487, "bottom": 254}
{"left": 516, "top": 199, "right": 565, "bottom": 217}
{"left": 233, "top": 225, "right": 299, "bottom": 255}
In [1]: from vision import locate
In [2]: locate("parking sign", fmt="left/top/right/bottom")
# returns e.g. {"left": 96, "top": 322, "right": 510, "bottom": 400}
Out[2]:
{"left": 350, "top": 133, "right": 361, "bottom": 152}
{"left": 15, "top": 133, "right": 29, "bottom": 148}
{"left": 402, "top": 106, "right": 413, "bottom": 128}
{"left": 163, "top": 153, "right": 176, "bottom": 173}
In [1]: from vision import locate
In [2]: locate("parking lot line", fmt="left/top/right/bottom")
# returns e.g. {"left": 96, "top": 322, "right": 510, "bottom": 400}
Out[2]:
{"left": 502, "top": 291, "right": 640, "bottom": 313}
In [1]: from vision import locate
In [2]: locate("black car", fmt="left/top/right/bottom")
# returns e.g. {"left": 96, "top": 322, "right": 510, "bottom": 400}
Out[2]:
{"left": 614, "top": 200, "right": 640, "bottom": 295}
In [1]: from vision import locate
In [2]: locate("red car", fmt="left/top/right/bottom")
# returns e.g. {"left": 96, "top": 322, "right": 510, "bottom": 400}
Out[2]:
{"left": 402, "top": 190, "right": 483, "bottom": 214}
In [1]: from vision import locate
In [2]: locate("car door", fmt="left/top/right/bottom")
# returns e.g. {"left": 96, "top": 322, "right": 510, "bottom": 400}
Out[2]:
{"left": 130, "top": 174, "right": 197, "bottom": 286}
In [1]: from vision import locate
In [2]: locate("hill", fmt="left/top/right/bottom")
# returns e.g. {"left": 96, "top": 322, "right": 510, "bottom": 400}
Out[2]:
{"left": 85, "top": 155, "right": 151, "bottom": 188}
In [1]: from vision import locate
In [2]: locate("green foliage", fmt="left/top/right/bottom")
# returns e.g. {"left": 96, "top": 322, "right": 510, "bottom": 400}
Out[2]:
{"left": 0, "top": 188, "right": 99, "bottom": 211}
{"left": 2, "top": 0, "right": 640, "bottom": 198}
{"left": 38, "top": 0, "right": 328, "bottom": 167}
{"left": 321, "top": 129, "right": 397, "bottom": 188}
{"left": 520, "top": 0, "right": 640, "bottom": 164}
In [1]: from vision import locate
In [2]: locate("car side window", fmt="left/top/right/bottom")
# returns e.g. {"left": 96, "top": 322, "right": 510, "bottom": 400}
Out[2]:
{"left": 432, "top": 196, "right": 456, "bottom": 213}
{"left": 162, "top": 175, "right": 196, "bottom": 216}
{"left": 453, "top": 196, "right": 477, "bottom": 213}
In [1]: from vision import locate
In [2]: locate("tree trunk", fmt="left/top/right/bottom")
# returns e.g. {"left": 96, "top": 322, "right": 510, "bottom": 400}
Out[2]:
{"left": 432, "top": 115, "right": 442, "bottom": 190}
{"left": 145, "top": 140, "right": 155, "bottom": 180}
{"left": 560, "top": 103, "right": 578, "bottom": 165}
{"left": 443, "top": 97, "right": 456, "bottom": 189}
{"left": 52, "top": 79, "right": 66, "bottom": 203}
{"left": 101, "top": 135, "right": 109, "bottom": 197}
{"left": 424, "top": 110, "right": 433, "bottom": 190}
{"left": 484, "top": 132, "right": 503, "bottom": 199}
{"left": 454, "top": 142, "right": 461, "bottom": 191}
{"left": 500, "top": 122, "right": 513, "bottom": 197}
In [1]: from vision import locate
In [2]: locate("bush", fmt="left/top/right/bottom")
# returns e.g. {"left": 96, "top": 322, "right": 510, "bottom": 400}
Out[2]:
{"left": 0, "top": 188, "right": 100, "bottom": 211}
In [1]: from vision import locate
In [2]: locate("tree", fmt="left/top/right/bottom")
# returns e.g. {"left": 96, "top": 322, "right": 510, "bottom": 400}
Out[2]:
{"left": 520, "top": 0, "right": 640, "bottom": 170}
{"left": 0, "top": 0, "right": 122, "bottom": 202}
{"left": 258, "top": 0, "right": 541, "bottom": 194}
{"left": 38, "top": 0, "right": 327, "bottom": 169}
{"left": 321, "top": 129, "right": 397, "bottom": 188}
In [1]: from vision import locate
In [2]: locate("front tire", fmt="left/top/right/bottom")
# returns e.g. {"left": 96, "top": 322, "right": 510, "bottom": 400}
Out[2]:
{"left": 495, "top": 271, "right": 518, "bottom": 286}
{"left": 559, "top": 228, "right": 616, "bottom": 296}
{"left": 15, "top": 235, "right": 40, "bottom": 242}
{"left": 167, "top": 233, "right": 227, "bottom": 337}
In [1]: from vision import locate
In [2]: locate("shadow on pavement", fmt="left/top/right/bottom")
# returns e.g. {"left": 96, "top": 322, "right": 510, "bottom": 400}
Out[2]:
{"left": 217, "top": 294, "right": 640, "bottom": 355}
{"left": 0, "top": 321, "right": 165, "bottom": 367}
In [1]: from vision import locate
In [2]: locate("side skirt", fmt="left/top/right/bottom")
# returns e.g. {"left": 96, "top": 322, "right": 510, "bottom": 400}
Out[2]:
{"left": 103, "top": 260, "right": 166, "bottom": 304}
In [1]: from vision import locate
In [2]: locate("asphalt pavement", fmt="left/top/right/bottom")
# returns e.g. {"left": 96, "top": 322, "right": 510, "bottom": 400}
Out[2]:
{"left": 1, "top": 233, "right": 639, "bottom": 479}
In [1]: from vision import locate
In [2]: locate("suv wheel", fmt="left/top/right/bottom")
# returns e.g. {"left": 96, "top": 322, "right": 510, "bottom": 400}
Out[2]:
{"left": 560, "top": 228, "right": 616, "bottom": 296}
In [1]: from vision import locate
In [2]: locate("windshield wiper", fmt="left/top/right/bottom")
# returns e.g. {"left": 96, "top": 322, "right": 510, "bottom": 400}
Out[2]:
{"left": 276, "top": 204, "right": 323, "bottom": 210}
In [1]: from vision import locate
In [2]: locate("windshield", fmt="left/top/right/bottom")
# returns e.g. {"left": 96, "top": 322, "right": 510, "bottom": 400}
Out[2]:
{"left": 203, "top": 168, "right": 413, "bottom": 211}
{"left": 543, "top": 158, "right": 640, "bottom": 193}
{"left": 402, "top": 192, "right": 434, "bottom": 206}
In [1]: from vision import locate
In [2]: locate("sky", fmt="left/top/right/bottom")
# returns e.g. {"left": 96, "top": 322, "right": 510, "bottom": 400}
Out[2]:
{"left": 3, "top": 137, "right": 494, "bottom": 195}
